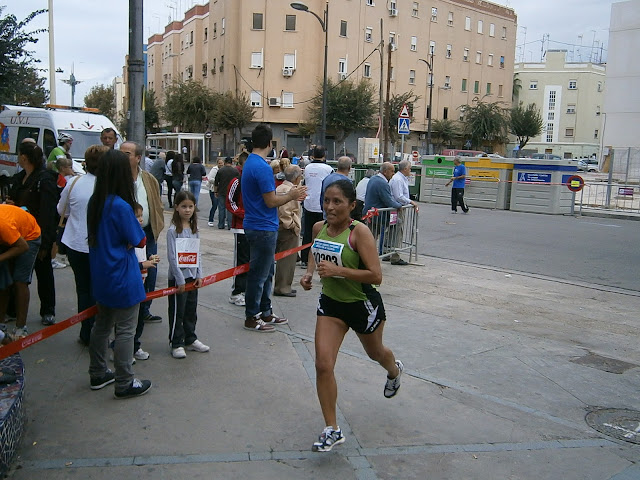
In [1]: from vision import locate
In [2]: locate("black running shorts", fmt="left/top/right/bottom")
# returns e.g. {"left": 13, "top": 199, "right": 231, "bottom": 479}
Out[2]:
{"left": 316, "top": 291, "right": 386, "bottom": 334}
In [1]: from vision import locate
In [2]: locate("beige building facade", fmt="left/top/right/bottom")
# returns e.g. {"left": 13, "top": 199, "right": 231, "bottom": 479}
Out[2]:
{"left": 513, "top": 50, "right": 605, "bottom": 159}
{"left": 147, "top": 0, "right": 516, "bottom": 157}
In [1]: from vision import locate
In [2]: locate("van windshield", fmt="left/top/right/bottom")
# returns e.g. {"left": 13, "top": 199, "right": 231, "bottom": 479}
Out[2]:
{"left": 60, "top": 130, "right": 121, "bottom": 159}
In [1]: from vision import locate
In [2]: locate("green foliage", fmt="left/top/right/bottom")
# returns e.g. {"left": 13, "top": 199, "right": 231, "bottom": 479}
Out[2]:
{"left": 144, "top": 88, "right": 160, "bottom": 133}
{"left": 212, "top": 91, "right": 254, "bottom": 133}
{"left": 84, "top": 84, "right": 115, "bottom": 120}
{"left": 0, "top": 7, "right": 48, "bottom": 105}
{"left": 431, "top": 119, "right": 460, "bottom": 153}
{"left": 512, "top": 73, "right": 522, "bottom": 103}
{"left": 510, "top": 102, "right": 544, "bottom": 153}
{"left": 387, "top": 91, "right": 420, "bottom": 146}
{"left": 461, "top": 100, "right": 510, "bottom": 150}
{"left": 308, "top": 78, "right": 377, "bottom": 142}
{"left": 162, "top": 80, "right": 217, "bottom": 132}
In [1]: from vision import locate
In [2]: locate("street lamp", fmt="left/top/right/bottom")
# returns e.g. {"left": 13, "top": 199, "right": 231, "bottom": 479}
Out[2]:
{"left": 291, "top": 1, "right": 328, "bottom": 148}
{"left": 419, "top": 46, "right": 434, "bottom": 155}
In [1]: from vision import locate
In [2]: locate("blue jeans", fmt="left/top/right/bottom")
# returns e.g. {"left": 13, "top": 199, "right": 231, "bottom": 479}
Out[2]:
{"left": 66, "top": 247, "right": 95, "bottom": 344}
{"left": 138, "top": 225, "right": 158, "bottom": 320}
{"left": 208, "top": 191, "right": 218, "bottom": 222}
{"left": 244, "top": 229, "right": 277, "bottom": 318}
{"left": 188, "top": 180, "right": 202, "bottom": 205}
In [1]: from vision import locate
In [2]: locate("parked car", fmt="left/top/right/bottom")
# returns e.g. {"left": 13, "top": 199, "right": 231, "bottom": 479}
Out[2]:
{"left": 476, "top": 153, "right": 505, "bottom": 158}
{"left": 577, "top": 158, "right": 599, "bottom": 172}
{"left": 531, "top": 153, "right": 562, "bottom": 160}
{"left": 441, "top": 149, "right": 486, "bottom": 157}
{"left": 146, "top": 146, "right": 165, "bottom": 159}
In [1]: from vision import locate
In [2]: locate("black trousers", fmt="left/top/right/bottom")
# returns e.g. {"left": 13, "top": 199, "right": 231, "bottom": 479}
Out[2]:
{"left": 301, "top": 208, "right": 324, "bottom": 263}
{"left": 34, "top": 252, "right": 55, "bottom": 317}
{"left": 451, "top": 187, "right": 468, "bottom": 213}
{"left": 232, "top": 233, "right": 249, "bottom": 295}
{"left": 168, "top": 278, "right": 199, "bottom": 348}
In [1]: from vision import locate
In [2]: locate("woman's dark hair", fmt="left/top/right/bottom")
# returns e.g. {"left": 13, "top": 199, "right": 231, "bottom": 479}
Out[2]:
{"left": 84, "top": 145, "right": 109, "bottom": 174}
{"left": 171, "top": 190, "right": 198, "bottom": 234}
{"left": 191, "top": 156, "right": 201, "bottom": 164}
{"left": 166, "top": 150, "right": 175, "bottom": 162}
{"left": 325, "top": 179, "right": 356, "bottom": 205}
{"left": 87, "top": 149, "right": 137, "bottom": 247}
{"left": 18, "top": 142, "right": 44, "bottom": 169}
{"left": 172, "top": 154, "right": 184, "bottom": 176}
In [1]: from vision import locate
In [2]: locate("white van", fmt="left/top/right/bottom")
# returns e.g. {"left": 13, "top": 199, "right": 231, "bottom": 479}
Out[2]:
{"left": 0, "top": 104, "right": 122, "bottom": 179}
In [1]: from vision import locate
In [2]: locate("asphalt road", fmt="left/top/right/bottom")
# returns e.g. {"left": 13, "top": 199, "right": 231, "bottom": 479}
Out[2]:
{"left": 417, "top": 203, "right": 640, "bottom": 292}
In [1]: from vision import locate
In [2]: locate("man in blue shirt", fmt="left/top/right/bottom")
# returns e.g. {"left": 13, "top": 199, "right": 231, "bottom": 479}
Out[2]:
{"left": 445, "top": 157, "right": 469, "bottom": 213}
{"left": 241, "top": 124, "right": 307, "bottom": 332}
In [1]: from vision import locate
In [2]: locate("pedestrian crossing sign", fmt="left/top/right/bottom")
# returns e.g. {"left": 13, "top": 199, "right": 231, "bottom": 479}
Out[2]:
{"left": 397, "top": 118, "right": 410, "bottom": 135}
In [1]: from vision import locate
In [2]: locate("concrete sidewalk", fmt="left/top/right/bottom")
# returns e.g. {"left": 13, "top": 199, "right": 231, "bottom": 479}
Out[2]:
{"left": 8, "top": 207, "right": 640, "bottom": 479}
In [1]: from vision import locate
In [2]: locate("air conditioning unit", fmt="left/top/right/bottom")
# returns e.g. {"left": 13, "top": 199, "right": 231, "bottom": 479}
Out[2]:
{"left": 389, "top": 8, "right": 398, "bottom": 16}
{"left": 443, "top": 83, "right": 451, "bottom": 89}
{"left": 282, "top": 67, "right": 294, "bottom": 77}
{"left": 268, "top": 97, "right": 281, "bottom": 107}
{"left": 339, "top": 73, "right": 347, "bottom": 80}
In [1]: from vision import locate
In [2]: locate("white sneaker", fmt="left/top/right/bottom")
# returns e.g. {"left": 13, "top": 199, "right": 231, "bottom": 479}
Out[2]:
{"left": 134, "top": 348, "right": 150, "bottom": 360}
{"left": 208, "top": 221, "right": 214, "bottom": 227}
{"left": 171, "top": 347, "right": 186, "bottom": 359}
{"left": 234, "top": 293, "right": 245, "bottom": 306}
{"left": 13, "top": 326, "right": 28, "bottom": 338}
{"left": 186, "top": 339, "right": 210, "bottom": 352}
{"left": 51, "top": 259, "right": 67, "bottom": 269}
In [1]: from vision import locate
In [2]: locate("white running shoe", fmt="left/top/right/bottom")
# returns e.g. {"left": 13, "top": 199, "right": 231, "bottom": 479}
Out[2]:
{"left": 186, "top": 339, "right": 210, "bottom": 352}
{"left": 134, "top": 348, "right": 150, "bottom": 360}
{"left": 384, "top": 360, "right": 404, "bottom": 398}
{"left": 171, "top": 347, "right": 186, "bottom": 359}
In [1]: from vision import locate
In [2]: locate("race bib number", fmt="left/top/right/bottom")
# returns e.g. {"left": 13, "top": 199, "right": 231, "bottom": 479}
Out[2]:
{"left": 389, "top": 210, "right": 398, "bottom": 225}
{"left": 176, "top": 237, "right": 200, "bottom": 268}
{"left": 311, "top": 238, "right": 344, "bottom": 268}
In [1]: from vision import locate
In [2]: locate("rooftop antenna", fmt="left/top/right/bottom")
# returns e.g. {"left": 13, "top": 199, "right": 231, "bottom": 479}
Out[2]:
{"left": 61, "top": 63, "right": 82, "bottom": 108}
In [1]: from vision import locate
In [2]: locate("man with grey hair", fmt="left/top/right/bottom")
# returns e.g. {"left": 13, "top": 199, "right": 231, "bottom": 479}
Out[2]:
{"left": 120, "top": 141, "right": 165, "bottom": 359}
{"left": 320, "top": 155, "right": 352, "bottom": 211}
{"left": 388, "top": 160, "right": 418, "bottom": 265}
{"left": 274, "top": 165, "right": 303, "bottom": 297}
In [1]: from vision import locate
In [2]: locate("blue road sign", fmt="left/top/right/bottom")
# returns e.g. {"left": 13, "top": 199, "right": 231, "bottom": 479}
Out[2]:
{"left": 518, "top": 172, "right": 551, "bottom": 183}
{"left": 397, "top": 118, "right": 410, "bottom": 135}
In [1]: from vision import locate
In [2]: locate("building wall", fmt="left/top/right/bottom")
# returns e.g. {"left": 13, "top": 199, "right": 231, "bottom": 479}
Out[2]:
{"left": 514, "top": 50, "right": 605, "bottom": 159}
{"left": 146, "top": 0, "right": 516, "bottom": 156}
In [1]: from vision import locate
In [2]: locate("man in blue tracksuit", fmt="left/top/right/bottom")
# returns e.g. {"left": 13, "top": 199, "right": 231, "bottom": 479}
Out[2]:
{"left": 446, "top": 157, "right": 469, "bottom": 214}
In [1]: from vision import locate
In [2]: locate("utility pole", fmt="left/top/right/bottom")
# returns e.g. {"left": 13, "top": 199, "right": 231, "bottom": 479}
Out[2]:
{"left": 48, "top": 0, "right": 56, "bottom": 103}
{"left": 127, "top": 0, "right": 145, "bottom": 145}
{"left": 383, "top": 42, "right": 392, "bottom": 162}
{"left": 378, "top": 18, "right": 384, "bottom": 159}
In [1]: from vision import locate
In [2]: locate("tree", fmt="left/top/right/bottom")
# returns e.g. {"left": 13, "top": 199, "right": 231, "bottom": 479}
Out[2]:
{"left": 144, "top": 88, "right": 160, "bottom": 133}
{"left": 461, "top": 100, "right": 510, "bottom": 151}
{"left": 510, "top": 102, "right": 544, "bottom": 155}
{"left": 163, "top": 80, "right": 217, "bottom": 132}
{"left": 512, "top": 73, "right": 522, "bottom": 103}
{"left": 307, "top": 78, "right": 377, "bottom": 142}
{"left": 212, "top": 91, "right": 254, "bottom": 142}
{"left": 387, "top": 91, "right": 420, "bottom": 147}
{"left": 84, "top": 84, "right": 115, "bottom": 121}
{"left": 431, "top": 119, "right": 460, "bottom": 153}
{"left": 0, "top": 7, "right": 48, "bottom": 106}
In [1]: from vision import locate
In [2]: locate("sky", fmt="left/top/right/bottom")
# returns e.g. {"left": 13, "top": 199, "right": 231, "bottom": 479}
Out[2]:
{"left": 6, "top": 0, "right": 615, "bottom": 107}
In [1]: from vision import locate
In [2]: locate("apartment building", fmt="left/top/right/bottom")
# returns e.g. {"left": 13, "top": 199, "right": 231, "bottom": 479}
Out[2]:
{"left": 147, "top": 0, "right": 516, "bottom": 156}
{"left": 513, "top": 50, "right": 605, "bottom": 159}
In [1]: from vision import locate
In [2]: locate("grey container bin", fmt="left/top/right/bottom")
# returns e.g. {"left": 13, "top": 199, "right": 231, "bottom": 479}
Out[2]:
{"left": 510, "top": 160, "right": 578, "bottom": 214}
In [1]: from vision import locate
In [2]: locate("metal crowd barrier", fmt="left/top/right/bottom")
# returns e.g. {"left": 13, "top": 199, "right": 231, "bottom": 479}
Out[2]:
{"left": 364, "top": 205, "right": 419, "bottom": 263}
{"left": 578, "top": 182, "right": 640, "bottom": 214}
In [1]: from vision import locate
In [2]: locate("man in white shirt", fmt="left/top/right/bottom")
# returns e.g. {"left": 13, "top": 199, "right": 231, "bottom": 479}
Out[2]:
{"left": 300, "top": 146, "right": 333, "bottom": 266}
{"left": 388, "top": 160, "right": 417, "bottom": 265}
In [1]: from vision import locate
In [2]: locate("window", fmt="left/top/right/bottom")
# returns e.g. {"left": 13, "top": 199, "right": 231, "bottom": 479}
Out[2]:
{"left": 477, "top": 20, "right": 483, "bottom": 34}
{"left": 463, "top": 47, "right": 469, "bottom": 62}
{"left": 250, "top": 91, "right": 262, "bottom": 107}
{"left": 594, "top": 129, "right": 599, "bottom": 139}
{"left": 281, "top": 55, "right": 296, "bottom": 75}
{"left": 448, "top": 11, "right": 453, "bottom": 26}
{"left": 486, "top": 82, "right": 492, "bottom": 95}
{"left": 426, "top": 105, "right": 431, "bottom": 120}
{"left": 596, "top": 106, "right": 601, "bottom": 116}
{"left": 489, "top": 23, "right": 495, "bottom": 37}
{"left": 476, "top": 51, "right": 482, "bottom": 64}
{"left": 443, "top": 107, "right": 448, "bottom": 119}
{"left": 253, "top": 13, "right": 263, "bottom": 30}
{"left": 409, "top": 69, "right": 416, "bottom": 84}
{"left": 213, "top": 22, "right": 217, "bottom": 37}
{"left": 501, "top": 26, "right": 507, "bottom": 39}
{"left": 390, "top": 67, "right": 394, "bottom": 81}
{"left": 565, "top": 128, "right": 574, "bottom": 137}
{"left": 548, "top": 90, "right": 556, "bottom": 110}
{"left": 389, "top": 0, "right": 397, "bottom": 14}
{"left": 221, "top": 18, "right": 225, "bottom": 35}
{"left": 340, "top": 20, "right": 347, "bottom": 37}
{"left": 548, "top": 112, "right": 555, "bottom": 120}
{"left": 529, "top": 80, "right": 537, "bottom": 90}
{"left": 189, "top": 31, "right": 194, "bottom": 45}
{"left": 429, "top": 41, "right": 436, "bottom": 55}
{"left": 285, "top": 15, "right": 296, "bottom": 31}
{"left": 428, "top": 72, "right": 433, "bottom": 86}
{"left": 567, "top": 104, "right": 576, "bottom": 114}
{"left": 597, "top": 82, "right": 602, "bottom": 92}
{"left": 282, "top": 92, "right": 294, "bottom": 108}
{"left": 251, "top": 51, "right": 263, "bottom": 68}
{"left": 499, "top": 55, "right": 505, "bottom": 68}
{"left": 446, "top": 44, "right": 452, "bottom": 58}
{"left": 488, "top": 54, "right": 493, "bottom": 66}
{"left": 364, "top": 63, "right": 371, "bottom": 78}
{"left": 546, "top": 123, "right": 553, "bottom": 143}
{"left": 365, "top": 27, "right": 373, "bottom": 42}
{"left": 202, "top": 63, "right": 208, "bottom": 77}
{"left": 212, "top": 58, "right": 216, "bottom": 74}
{"left": 186, "top": 65, "right": 193, "bottom": 79}
{"left": 204, "top": 27, "right": 208, "bottom": 41}
{"left": 461, "top": 78, "right": 467, "bottom": 92}
{"left": 366, "top": 0, "right": 374, "bottom": 5}
{"left": 389, "top": 32, "right": 396, "bottom": 49}
{"left": 220, "top": 55, "right": 224, "bottom": 72}
{"left": 412, "top": 2, "right": 419, "bottom": 17}
{"left": 474, "top": 80, "right": 479, "bottom": 94}
{"left": 410, "top": 36, "right": 417, "bottom": 51}
{"left": 338, "top": 58, "right": 347, "bottom": 75}
{"left": 568, "top": 80, "right": 577, "bottom": 89}
{"left": 498, "top": 84, "right": 503, "bottom": 97}
{"left": 431, "top": 7, "right": 437, "bottom": 21}
{"left": 444, "top": 75, "right": 450, "bottom": 88}
{"left": 465, "top": 16, "right": 471, "bottom": 31}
